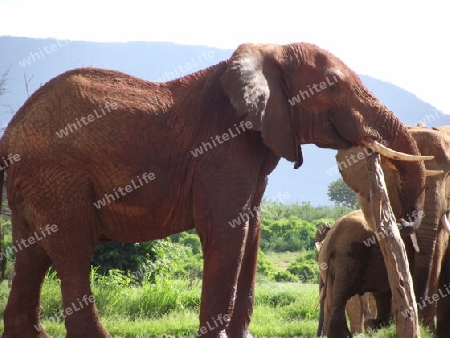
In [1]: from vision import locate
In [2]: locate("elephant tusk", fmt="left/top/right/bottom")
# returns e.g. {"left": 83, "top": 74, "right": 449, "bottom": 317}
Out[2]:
{"left": 410, "top": 233, "right": 420, "bottom": 253}
{"left": 315, "top": 242, "right": 323, "bottom": 252}
{"left": 362, "top": 139, "right": 434, "bottom": 161}
{"left": 426, "top": 169, "right": 444, "bottom": 177}
{"left": 441, "top": 211, "right": 450, "bottom": 233}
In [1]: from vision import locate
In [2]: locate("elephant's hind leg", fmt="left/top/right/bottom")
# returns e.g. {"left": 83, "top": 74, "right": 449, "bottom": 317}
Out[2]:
{"left": 328, "top": 302, "right": 352, "bottom": 338}
{"left": 365, "top": 290, "right": 391, "bottom": 331}
{"left": 328, "top": 264, "right": 358, "bottom": 337}
{"left": 52, "top": 253, "right": 109, "bottom": 338}
{"left": 3, "top": 214, "right": 52, "bottom": 338}
{"left": 49, "top": 204, "right": 110, "bottom": 338}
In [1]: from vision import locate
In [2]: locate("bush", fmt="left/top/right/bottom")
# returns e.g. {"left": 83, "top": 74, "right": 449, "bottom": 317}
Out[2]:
{"left": 274, "top": 270, "right": 297, "bottom": 282}
{"left": 261, "top": 218, "right": 317, "bottom": 252}
{"left": 177, "top": 232, "right": 202, "bottom": 255}
{"left": 130, "top": 239, "right": 203, "bottom": 284}
{"left": 261, "top": 200, "right": 352, "bottom": 223}
{"left": 287, "top": 251, "right": 319, "bottom": 283}
{"left": 91, "top": 241, "right": 157, "bottom": 275}
{"left": 257, "top": 249, "right": 276, "bottom": 279}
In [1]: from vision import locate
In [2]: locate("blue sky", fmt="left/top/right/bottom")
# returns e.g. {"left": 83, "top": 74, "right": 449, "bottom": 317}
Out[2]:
{"left": 1, "top": 0, "right": 448, "bottom": 114}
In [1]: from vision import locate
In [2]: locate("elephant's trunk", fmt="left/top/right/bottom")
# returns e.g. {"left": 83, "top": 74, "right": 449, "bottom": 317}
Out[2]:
{"left": 413, "top": 179, "right": 444, "bottom": 322}
{"left": 366, "top": 107, "right": 427, "bottom": 223}
{"left": 391, "top": 160, "right": 425, "bottom": 225}
{"left": 332, "top": 101, "right": 427, "bottom": 222}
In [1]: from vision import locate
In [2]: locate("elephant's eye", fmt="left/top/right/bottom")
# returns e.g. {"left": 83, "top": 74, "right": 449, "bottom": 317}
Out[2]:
{"left": 328, "top": 83, "right": 339, "bottom": 94}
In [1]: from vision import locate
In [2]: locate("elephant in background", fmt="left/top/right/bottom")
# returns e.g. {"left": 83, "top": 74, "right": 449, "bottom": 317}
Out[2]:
{"left": 431, "top": 125, "right": 450, "bottom": 338}
{"left": 333, "top": 125, "right": 450, "bottom": 335}
{"left": 315, "top": 210, "right": 393, "bottom": 338}
{"left": 0, "top": 42, "right": 430, "bottom": 338}
{"left": 345, "top": 293, "right": 377, "bottom": 335}
{"left": 436, "top": 241, "right": 450, "bottom": 338}
{"left": 315, "top": 221, "right": 331, "bottom": 336}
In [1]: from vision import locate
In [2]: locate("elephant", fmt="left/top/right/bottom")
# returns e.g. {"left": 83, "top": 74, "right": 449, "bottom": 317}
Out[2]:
{"left": 315, "top": 210, "right": 393, "bottom": 338}
{"left": 315, "top": 221, "right": 378, "bottom": 336}
{"left": 436, "top": 240, "right": 450, "bottom": 338}
{"left": 0, "top": 42, "right": 430, "bottom": 338}
{"left": 320, "top": 125, "right": 450, "bottom": 337}
{"left": 430, "top": 125, "right": 450, "bottom": 338}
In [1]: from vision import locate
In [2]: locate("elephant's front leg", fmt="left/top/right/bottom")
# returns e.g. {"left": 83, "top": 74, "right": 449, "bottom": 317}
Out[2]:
{"left": 193, "top": 176, "right": 261, "bottom": 337}
{"left": 225, "top": 222, "right": 259, "bottom": 338}
{"left": 226, "top": 178, "right": 267, "bottom": 338}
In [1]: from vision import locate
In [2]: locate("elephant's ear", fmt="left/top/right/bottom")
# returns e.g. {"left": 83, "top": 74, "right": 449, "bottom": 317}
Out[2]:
{"left": 336, "top": 147, "right": 402, "bottom": 218}
{"left": 315, "top": 222, "right": 332, "bottom": 252}
{"left": 221, "top": 43, "right": 297, "bottom": 162}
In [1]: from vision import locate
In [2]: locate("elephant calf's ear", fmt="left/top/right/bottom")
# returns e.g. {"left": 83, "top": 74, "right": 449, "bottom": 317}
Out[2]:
{"left": 315, "top": 222, "right": 331, "bottom": 252}
{"left": 221, "top": 44, "right": 269, "bottom": 131}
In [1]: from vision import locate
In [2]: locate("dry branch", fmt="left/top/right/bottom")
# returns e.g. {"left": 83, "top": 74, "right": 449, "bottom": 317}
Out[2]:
{"left": 367, "top": 153, "right": 420, "bottom": 338}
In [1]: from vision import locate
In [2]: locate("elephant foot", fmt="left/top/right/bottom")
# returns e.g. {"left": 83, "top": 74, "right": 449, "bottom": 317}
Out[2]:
{"left": 2, "top": 326, "right": 53, "bottom": 338}
{"left": 364, "top": 318, "right": 390, "bottom": 331}
{"left": 219, "top": 330, "right": 229, "bottom": 338}
{"left": 66, "top": 323, "right": 111, "bottom": 338}
{"left": 241, "top": 331, "right": 253, "bottom": 338}
{"left": 197, "top": 329, "right": 229, "bottom": 338}
{"left": 328, "top": 332, "right": 352, "bottom": 338}
{"left": 225, "top": 328, "right": 253, "bottom": 338}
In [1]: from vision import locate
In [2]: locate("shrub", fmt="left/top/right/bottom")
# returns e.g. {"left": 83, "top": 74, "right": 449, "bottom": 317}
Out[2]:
{"left": 287, "top": 251, "right": 319, "bottom": 283}
{"left": 257, "top": 249, "right": 276, "bottom": 279}
{"left": 274, "top": 270, "right": 297, "bottom": 282}
{"left": 91, "top": 241, "right": 157, "bottom": 275}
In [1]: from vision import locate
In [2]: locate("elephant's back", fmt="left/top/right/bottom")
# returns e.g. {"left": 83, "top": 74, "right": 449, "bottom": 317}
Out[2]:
{"left": 332, "top": 209, "right": 373, "bottom": 237}
{"left": 322, "top": 209, "right": 376, "bottom": 256}
{"left": 0, "top": 68, "right": 174, "bottom": 158}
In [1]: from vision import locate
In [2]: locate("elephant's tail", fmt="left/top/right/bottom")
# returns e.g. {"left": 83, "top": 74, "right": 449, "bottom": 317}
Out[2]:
{"left": 317, "top": 257, "right": 332, "bottom": 336}
{"left": 317, "top": 253, "right": 330, "bottom": 306}
{"left": 318, "top": 269, "right": 329, "bottom": 309}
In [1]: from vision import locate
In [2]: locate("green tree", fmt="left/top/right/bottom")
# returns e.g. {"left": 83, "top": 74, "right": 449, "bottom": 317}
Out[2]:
{"left": 327, "top": 178, "right": 359, "bottom": 208}
{"left": 91, "top": 241, "right": 157, "bottom": 276}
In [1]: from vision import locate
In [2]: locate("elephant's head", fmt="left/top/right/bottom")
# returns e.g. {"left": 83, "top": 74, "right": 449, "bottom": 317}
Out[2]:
{"left": 338, "top": 125, "right": 450, "bottom": 323}
{"left": 221, "top": 43, "right": 428, "bottom": 221}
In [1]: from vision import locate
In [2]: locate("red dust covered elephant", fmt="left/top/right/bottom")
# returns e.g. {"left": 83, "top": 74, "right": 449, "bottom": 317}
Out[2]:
{"left": 0, "top": 43, "right": 429, "bottom": 338}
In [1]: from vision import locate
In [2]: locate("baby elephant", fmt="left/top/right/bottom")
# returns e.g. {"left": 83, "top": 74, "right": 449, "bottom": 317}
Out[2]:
{"left": 315, "top": 210, "right": 392, "bottom": 338}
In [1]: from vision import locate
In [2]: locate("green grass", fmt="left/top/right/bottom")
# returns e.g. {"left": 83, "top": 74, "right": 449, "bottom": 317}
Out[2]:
{"left": 265, "top": 251, "right": 300, "bottom": 270}
{"left": 0, "top": 275, "right": 321, "bottom": 337}
{"left": 0, "top": 276, "right": 434, "bottom": 337}
{"left": 0, "top": 253, "right": 435, "bottom": 338}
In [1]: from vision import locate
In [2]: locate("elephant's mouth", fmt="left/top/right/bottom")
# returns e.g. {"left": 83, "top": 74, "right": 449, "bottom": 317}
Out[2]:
{"left": 313, "top": 119, "right": 353, "bottom": 149}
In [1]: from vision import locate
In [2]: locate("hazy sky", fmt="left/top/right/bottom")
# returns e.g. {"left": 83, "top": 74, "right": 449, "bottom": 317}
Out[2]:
{"left": 1, "top": 0, "right": 448, "bottom": 114}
